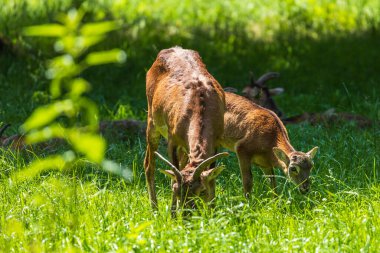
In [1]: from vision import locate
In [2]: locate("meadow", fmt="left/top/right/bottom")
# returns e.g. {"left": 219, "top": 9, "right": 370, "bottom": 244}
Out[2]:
{"left": 0, "top": 0, "right": 380, "bottom": 252}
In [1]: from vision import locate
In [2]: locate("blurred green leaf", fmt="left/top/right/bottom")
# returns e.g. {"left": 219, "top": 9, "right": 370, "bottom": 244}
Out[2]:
{"left": 84, "top": 49, "right": 127, "bottom": 66}
{"left": 50, "top": 79, "right": 62, "bottom": 98}
{"left": 21, "top": 100, "right": 74, "bottom": 132}
{"left": 12, "top": 155, "right": 68, "bottom": 183}
{"left": 68, "top": 131, "right": 105, "bottom": 163}
{"left": 59, "top": 36, "right": 76, "bottom": 53}
{"left": 80, "top": 35, "right": 105, "bottom": 49}
{"left": 23, "top": 24, "right": 66, "bottom": 37}
{"left": 55, "top": 35, "right": 106, "bottom": 56}
{"left": 56, "top": 8, "right": 84, "bottom": 31}
{"left": 26, "top": 124, "right": 65, "bottom": 144}
{"left": 81, "top": 21, "right": 119, "bottom": 35}
{"left": 46, "top": 54, "right": 81, "bottom": 79}
{"left": 68, "top": 78, "right": 91, "bottom": 97}
{"left": 19, "top": 7, "right": 126, "bottom": 180}
{"left": 77, "top": 98, "right": 99, "bottom": 129}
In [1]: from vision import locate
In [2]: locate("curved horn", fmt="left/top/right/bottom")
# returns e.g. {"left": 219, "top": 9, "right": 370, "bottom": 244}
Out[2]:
{"left": 193, "top": 152, "right": 229, "bottom": 180}
{"left": 154, "top": 151, "right": 182, "bottom": 182}
{"left": 0, "top": 123, "right": 11, "bottom": 138}
{"left": 256, "top": 72, "right": 280, "bottom": 87}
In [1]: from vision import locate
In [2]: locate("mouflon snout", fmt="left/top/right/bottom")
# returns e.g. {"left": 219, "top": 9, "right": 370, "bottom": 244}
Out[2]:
{"left": 273, "top": 146, "right": 319, "bottom": 193}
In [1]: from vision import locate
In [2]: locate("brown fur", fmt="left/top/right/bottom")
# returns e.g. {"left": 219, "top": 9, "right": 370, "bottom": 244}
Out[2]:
{"left": 1, "top": 134, "right": 27, "bottom": 150}
{"left": 0, "top": 133, "right": 65, "bottom": 152}
{"left": 0, "top": 124, "right": 28, "bottom": 150}
{"left": 221, "top": 92, "right": 318, "bottom": 196}
{"left": 144, "top": 47, "right": 227, "bottom": 211}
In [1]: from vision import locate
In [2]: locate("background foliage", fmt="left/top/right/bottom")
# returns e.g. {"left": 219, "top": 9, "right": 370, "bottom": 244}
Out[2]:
{"left": 0, "top": 0, "right": 379, "bottom": 252}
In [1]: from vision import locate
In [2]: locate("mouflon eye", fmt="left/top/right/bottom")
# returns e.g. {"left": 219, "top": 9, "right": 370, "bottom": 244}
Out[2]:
{"left": 290, "top": 166, "right": 298, "bottom": 173}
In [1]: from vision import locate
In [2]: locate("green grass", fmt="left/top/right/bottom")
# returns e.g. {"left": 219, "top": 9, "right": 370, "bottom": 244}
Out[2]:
{"left": 1, "top": 0, "right": 380, "bottom": 252}
{"left": 1, "top": 126, "right": 379, "bottom": 252}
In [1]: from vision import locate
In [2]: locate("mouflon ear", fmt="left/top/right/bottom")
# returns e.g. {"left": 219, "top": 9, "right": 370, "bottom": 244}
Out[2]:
{"left": 269, "top": 87, "right": 284, "bottom": 96}
{"left": 273, "top": 147, "right": 290, "bottom": 166}
{"left": 160, "top": 169, "right": 177, "bottom": 180}
{"left": 306, "top": 146, "right": 319, "bottom": 159}
{"left": 155, "top": 151, "right": 182, "bottom": 182}
{"left": 224, "top": 87, "right": 238, "bottom": 93}
{"left": 193, "top": 152, "right": 229, "bottom": 180}
{"left": 201, "top": 166, "right": 225, "bottom": 182}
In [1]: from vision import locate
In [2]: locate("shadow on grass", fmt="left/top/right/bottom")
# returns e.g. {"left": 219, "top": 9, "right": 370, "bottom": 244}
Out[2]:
{"left": 1, "top": 16, "right": 379, "bottom": 121}
{"left": 74, "top": 19, "right": 380, "bottom": 120}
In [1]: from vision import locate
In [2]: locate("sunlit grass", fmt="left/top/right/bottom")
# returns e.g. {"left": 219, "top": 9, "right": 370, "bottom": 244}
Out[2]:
{"left": 1, "top": 122, "right": 379, "bottom": 252}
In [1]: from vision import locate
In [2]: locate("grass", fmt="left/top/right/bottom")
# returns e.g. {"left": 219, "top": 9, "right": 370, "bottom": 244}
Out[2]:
{"left": 1, "top": 126, "right": 379, "bottom": 252}
{"left": 1, "top": 0, "right": 380, "bottom": 252}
